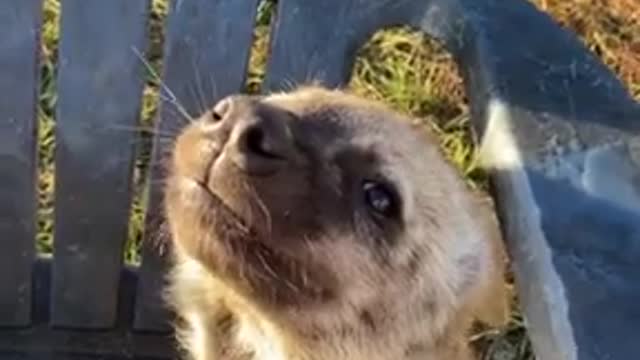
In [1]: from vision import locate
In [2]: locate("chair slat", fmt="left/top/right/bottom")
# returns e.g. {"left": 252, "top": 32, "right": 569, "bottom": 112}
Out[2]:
{"left": 51, "top": 0, "right": 150, "bottom": 329}
{"left": 0, "top": 0, "right": 43, "bottom": 327}
{"left": 263, "top": 0, "right": 408, "bottom": 91}
{"left": 0, "top": 259, "right": 178, "bottom": 359}
{"left": 133, "top": 0, "right": 260, "bottom": 332}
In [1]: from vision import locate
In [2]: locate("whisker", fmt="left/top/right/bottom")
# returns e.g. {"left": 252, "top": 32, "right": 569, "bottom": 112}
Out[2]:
{"left": 250, "top": 187, "right": 273, "bottom": 241}
{"left": 144, "top": 159, "right": 173, "bottom": 173}
{"left": 156, "top": 103, "right": 196, "bottom": 131}
{"left": 121, "top": 141, "right": 174, "bottom": 155}
{"left": 256, "top": 251, "right": 279, "bottom": 279}
{"left": 282, "top": 77, "right": 299, "bottom": 92}
{"left": 118, "top": 136, "right": 175, "bottom": 149}
{"left": 93, "top": 160, "right": 166, "bottom": 177}
{"left": 280, "top": 266, "right": 301, "bottom": 293}
{"left": 156, "top": 91, "right": 193, "bottom": 126}
{"left": 146, "top": 178, "right": 169, "bottom": 185}
{"left": 107, "top": 124, "right": 178, "bottom": 138}
{"left": 136, "top": 179, "right": 170, "bottom": 192}
{"left": 156, "top": 94, "right": 192, "bottom": 122}
{"left": 131, "top": 46, "right": 193, "bottom": 123}
{"left": 142, "top": 220, "right": 172, "bottom": 255}
{"left": 209, "top": 73, "right": 219, "bottom": 105}
{"left": 142, "top": 154, "right": 169, "bottom": 164}
{"left": 191, "top": 56, "right": 209, "bottom": 115}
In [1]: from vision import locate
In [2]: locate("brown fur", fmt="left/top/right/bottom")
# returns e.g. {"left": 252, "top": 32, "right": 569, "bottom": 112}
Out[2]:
{"left": 163, "top": 86, "right": 509, "bottom": 360}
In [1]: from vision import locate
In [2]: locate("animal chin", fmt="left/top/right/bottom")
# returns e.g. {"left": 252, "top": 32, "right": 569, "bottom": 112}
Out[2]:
{"left": 230, "top": 241, "right": 335, "bottom": 308}
{"left": 170, "top": 176, "right": 333, "bottom": 308}
{"left": 179, "top": 181, "right": 290, "bottom": 296}
{"left": 205, "top": 208, "right": 329, "bottom": 306}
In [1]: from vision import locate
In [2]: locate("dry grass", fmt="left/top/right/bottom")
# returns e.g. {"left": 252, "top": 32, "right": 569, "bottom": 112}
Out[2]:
{"left": 34, "top": 0, "right": 638, "bottom": 359}
{"left": 535, "top": 0, "right": 639, "bottom": 98}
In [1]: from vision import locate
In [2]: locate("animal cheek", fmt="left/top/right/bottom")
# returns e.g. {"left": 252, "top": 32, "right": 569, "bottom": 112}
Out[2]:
{"left": 167, "top": 220, "right": 204, "bottom": 263}
{"left": 454, "top": 253, "right": 482, "bottom": 297}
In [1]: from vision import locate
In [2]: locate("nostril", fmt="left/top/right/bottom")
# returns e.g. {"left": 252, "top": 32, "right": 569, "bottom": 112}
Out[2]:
{"left": 245, "top": 126, "right": 281, "bottom": 159}
{"left": 211, "top": 110, "right": 223, "bottom": 122}
{"left": 210, "top": 98, "right": 232, "bottom": 123}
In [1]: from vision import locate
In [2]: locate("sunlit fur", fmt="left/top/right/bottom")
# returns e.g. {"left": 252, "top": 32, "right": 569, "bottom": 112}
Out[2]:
{"left": 163, "top": 86, "right": 508, "bottom": 360}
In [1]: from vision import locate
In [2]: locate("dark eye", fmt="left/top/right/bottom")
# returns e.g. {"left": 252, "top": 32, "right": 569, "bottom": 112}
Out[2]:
{"left": 362, "top": 180, "right": 398, "bottom": 218}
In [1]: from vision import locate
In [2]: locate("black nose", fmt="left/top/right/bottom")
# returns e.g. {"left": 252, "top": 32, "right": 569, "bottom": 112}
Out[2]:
{"left": 213, "top": 96, "right": 294, "bottom": 175}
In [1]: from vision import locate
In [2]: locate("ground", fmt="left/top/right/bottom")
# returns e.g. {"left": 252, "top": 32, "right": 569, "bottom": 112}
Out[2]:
{"left": 35, "top": 0, "right": 639, "bottom": 359}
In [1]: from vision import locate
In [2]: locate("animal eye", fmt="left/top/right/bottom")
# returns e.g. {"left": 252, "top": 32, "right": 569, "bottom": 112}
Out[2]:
{"left": 362, "top": 180, "right": 398, "bottom": 218}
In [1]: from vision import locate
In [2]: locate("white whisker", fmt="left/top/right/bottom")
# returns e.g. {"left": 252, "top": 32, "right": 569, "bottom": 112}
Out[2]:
{"left": 131, "top": 46, "right": 193, "bottom": 123}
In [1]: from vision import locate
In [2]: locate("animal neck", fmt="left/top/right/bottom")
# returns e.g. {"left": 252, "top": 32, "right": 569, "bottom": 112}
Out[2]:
{"left": 228, "top": 301, "right": 471, "bottom": 360}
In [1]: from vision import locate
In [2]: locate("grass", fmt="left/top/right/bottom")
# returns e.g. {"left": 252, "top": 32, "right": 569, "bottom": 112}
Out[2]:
{"left": 34, "top": 0, "right": 639, "bottom": 359}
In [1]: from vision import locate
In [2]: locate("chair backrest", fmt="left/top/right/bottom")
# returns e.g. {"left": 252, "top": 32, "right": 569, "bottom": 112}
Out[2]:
{"left": 0, "top": 1, "right": 178, "bottom": 358}
{"left": 1, "top": 0, "right": 639, "bottom": 359}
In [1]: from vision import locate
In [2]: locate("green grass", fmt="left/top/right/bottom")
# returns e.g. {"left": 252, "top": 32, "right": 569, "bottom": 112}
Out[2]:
{"left": 34, "top": 0, "right": 639, "bottom": 359}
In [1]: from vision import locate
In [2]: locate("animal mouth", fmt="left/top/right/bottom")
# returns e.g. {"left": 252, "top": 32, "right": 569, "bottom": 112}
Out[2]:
{"left": 180, "top": 175, "right": 254, "bottom": 237}
{"left": 169, "top": 174, "right": 327, "bottom": 306}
